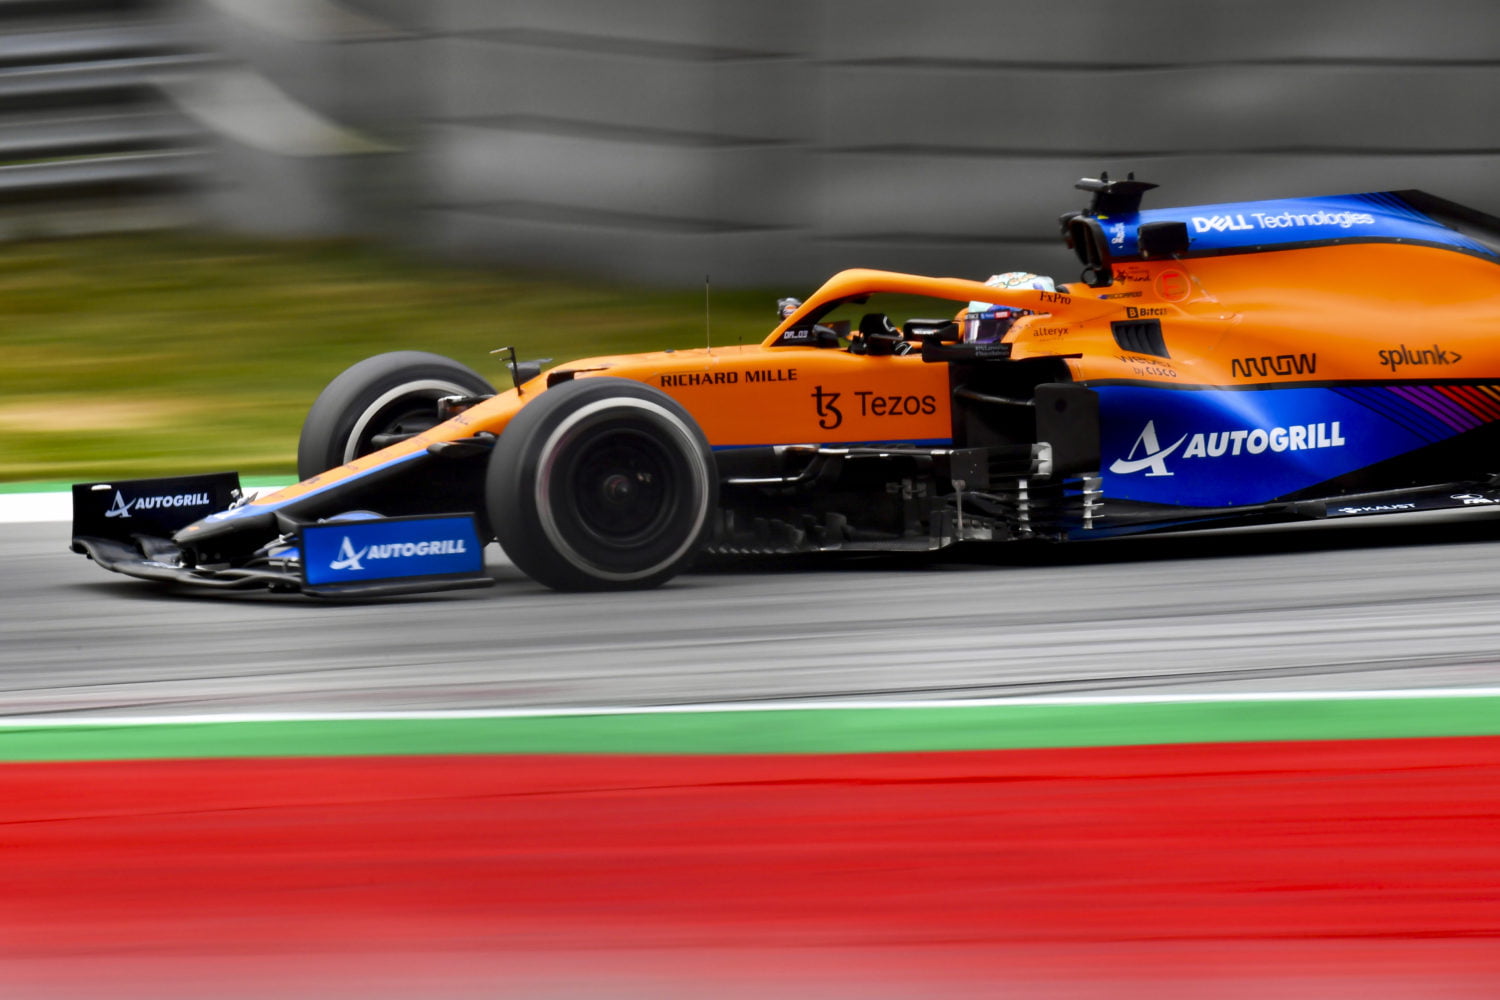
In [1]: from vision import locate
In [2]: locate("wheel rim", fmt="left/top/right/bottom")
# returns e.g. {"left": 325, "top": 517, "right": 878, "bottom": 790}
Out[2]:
{"left": 564, "top": 429, "right": 676, "bottom": 546}
{"left": 343, "top": 380, "right": 473, "bottom": 464}
{"left": 531, "top": 397, "right": 711, "bottom": 583}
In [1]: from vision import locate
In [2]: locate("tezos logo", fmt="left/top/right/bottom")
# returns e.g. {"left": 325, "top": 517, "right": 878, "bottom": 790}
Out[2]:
{"left": 811, "top": 385, "right": 842, "bottom": 429}
{"left": 1110, "top": 419, "right": 1347, "bottom": 477}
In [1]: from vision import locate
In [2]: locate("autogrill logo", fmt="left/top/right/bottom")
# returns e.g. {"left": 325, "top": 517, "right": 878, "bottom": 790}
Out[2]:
{"left": 330, "top": 535, "right": 469, "bottom": 572}
{"left": 103, "top": 490, "right": 210, "bottom": 518}
{"left": 1110, "top": 419, "right": 1346, "bottom": 477}
{"left": 1230, "top": 353, "right": 1317, "bottom": 378}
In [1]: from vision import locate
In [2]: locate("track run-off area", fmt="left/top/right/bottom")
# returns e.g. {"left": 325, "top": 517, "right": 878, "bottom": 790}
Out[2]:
{"left": 3, "top": 487, "right": 1500, "bottom": 997}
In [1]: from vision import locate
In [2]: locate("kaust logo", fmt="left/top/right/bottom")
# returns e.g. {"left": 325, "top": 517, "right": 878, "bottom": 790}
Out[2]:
{"left": 329, "top": 534, "right": 469, "bottom": 572}
{"left": 103, "top": 490, "right": 211, "bottom": 518}
{"left": 1110, "top": 419, "right": 1347, "bottom": 477}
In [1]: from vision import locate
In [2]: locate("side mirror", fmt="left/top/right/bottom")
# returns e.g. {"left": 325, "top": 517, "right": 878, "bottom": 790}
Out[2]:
{"left": 511, "top": 359, "right": 548, "bottom": 386}
{"left": 1137, "top": 221, "right": 1189, "bottom": 259}
{"left": 904, "top": 318, "right": 959, "bottom": 342}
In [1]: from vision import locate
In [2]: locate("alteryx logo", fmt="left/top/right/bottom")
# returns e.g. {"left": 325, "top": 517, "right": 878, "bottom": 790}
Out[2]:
{"left": 301, "top": 515, "right": 484, "bottom": 588}
{"left": 104, "top": 490, "right": 135, "bottom": 518}
{"left": 1110, "top": 419, "right": 1347, "bottom": 477}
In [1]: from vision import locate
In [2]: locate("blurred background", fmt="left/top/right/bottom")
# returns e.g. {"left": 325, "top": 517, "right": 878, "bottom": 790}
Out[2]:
{"left": 4, "top": 0, "right": 1500, "bottom": 483}
{"left": 7, "top": 0, "right": 1500, "bottom": 286}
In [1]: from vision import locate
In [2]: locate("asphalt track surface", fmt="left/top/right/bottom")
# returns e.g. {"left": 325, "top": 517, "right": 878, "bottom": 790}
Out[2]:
{"left": 6, "top": 506, "right": 1500, "bottom": 717}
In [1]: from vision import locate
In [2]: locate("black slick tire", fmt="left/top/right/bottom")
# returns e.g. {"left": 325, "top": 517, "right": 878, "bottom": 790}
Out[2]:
{"left": 487, "top": 377, "right": 717, "bottom": 591}
{"left": 297, "top": 351, "right": 495, "bottom": 479}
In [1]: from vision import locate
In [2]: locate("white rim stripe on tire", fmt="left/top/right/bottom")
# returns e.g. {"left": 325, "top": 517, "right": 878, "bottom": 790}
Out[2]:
{"left": 534, "top": 397, "right": 711, "bottom": 583}
{"left": 341, "top": 380, "right": 475, "bottom": 465}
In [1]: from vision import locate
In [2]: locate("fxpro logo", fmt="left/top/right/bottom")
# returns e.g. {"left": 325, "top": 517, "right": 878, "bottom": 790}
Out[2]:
{"left": 329, "top": 535, "right": 469, "bottom": 572}
{"left": 1110, "top": 419, "right": 1347, "bottom": 477}
{"left": 103, "top": 490, "right": 211, "bottom": 518}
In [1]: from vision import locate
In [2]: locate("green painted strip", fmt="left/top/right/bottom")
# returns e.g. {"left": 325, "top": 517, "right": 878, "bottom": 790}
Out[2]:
{"left": 0, "top": 480, "right": 73, "bottom": 494}
{"left": 3, "top": 696, "right": 1500, "bottom": 762}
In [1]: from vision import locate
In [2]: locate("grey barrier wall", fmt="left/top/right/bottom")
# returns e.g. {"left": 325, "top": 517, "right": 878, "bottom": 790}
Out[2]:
{"left": 23, "top": 0, "right": 1500, "bottom": 288}
{"left": 0, "top": 0, "right": 209, "bottom": 237}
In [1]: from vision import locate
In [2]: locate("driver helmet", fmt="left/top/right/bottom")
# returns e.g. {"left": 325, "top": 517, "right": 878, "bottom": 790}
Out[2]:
{"left": 963, "top": 271, "right": 1055, "bottom": 343}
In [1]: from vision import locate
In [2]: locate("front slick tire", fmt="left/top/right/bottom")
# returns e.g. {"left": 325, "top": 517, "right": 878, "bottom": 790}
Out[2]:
{"left": 297, "top": 351, "right": 495, "bottom": 480}
{"left": 488, "top": 377, "right": 717, "bottom": 591}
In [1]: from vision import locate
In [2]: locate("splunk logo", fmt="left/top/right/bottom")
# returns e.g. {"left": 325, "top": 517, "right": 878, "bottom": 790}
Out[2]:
{"left": 1378, "top": 344, "right": 1462, "bottom": 371}
{"left": 1109, "top": 419, "right": 1346, "bottom": 477}
{"left": 329, "top": 535, "right": 469, "bottom": 572}
{"left": 103, "top": 490, "right": 211, "bottom": 518}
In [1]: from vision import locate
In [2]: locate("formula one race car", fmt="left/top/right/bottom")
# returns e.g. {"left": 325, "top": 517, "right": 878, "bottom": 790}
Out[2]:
{"left": 71, "top": 175, "right": 1500, "bottom": 595}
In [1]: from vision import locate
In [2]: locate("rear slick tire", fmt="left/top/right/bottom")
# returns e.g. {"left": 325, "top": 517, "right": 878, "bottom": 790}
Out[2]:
{"left": 487, "top": 378, "right": 717, "bottom": 591}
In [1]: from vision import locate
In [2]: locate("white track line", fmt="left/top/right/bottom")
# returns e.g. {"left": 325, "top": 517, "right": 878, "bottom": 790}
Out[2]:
{"left": 0, "top": 484, "right": 295, "bottom": 524}
{"left": 2, "top": 688, "right": 1499, "bottom": 727}
{"left": 0, "top": 490, "right": 70, "bottom": 523}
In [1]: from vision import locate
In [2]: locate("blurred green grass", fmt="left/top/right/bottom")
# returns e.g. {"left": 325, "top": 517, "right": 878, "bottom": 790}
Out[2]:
{"left": 0, "top": 234, "right": 781, "bottom": 483}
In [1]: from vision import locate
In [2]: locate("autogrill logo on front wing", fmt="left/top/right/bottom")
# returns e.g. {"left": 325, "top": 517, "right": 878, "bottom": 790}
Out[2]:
{"left": 330, "top": 535, "right": 469, "bottom": 571}
{"left": 104, "top": 490, "right": 211, "bottom": 518}
{"left": 1110, "top": 420, "right": 1347, "bottom": 477}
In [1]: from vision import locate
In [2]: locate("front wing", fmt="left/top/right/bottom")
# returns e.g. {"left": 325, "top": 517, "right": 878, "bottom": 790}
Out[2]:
{"left": 70, "top": 473, "right": 494, "bottom": 598}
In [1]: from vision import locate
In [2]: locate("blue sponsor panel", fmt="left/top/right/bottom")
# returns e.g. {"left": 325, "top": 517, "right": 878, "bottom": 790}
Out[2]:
{"left": 1098, "top": 192, "right": 1496, "bottom": 260}
{"left": 301, "top": 514, "right": 484, "bottom": 587}
{"left": 1096, "top": 386, "right": 1441, "bottom": 507}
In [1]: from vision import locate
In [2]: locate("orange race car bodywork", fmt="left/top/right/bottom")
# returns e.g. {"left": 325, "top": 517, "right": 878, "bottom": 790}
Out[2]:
{"left": 72, "top": 177, "right": 1500, "bottom": 594}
